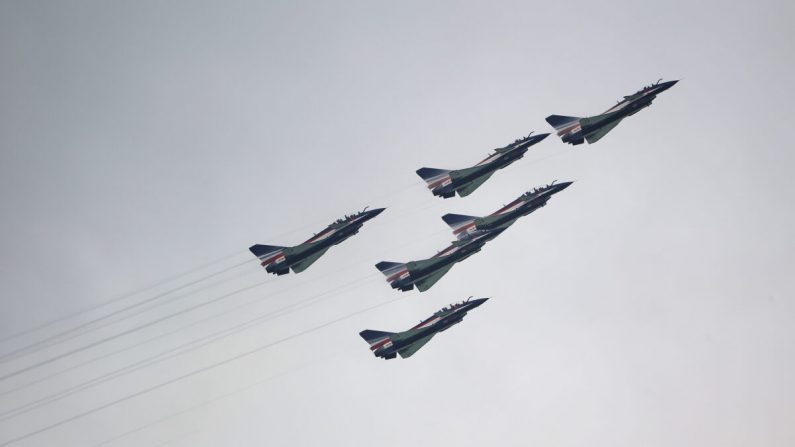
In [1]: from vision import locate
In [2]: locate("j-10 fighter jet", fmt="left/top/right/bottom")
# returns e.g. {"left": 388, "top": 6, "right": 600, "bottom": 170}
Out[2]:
{"left": 250, "top": 207, "right": 385, "bottom": 275}
{"left": 442, "top": 181, "right": 573, "bottom": 239}
{"left": 416, "top": 132, "right": 549, "bottom": 198}
{"left": 546, "top": 79, "right": 678, "bottom": 145}
{"left": 359, "top": 297, "right": 488, "bottom": 359}
{"left": 375, "top": 228, "right": 504, "bottom": 292}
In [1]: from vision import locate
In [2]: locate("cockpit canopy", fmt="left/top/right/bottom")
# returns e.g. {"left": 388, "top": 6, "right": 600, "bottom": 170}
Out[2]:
{"left": 624, "top": 79, "right": 664, "bottom": 100}
{"left": 640, "top": 78, "right": 664, "bottom": 92}
{"left": 436, "top": 297, "right": 473, "bottom": 314}
{"left": 522, "top": 180, "right": 557, "bottom": 198}
{"left": 495, "top": 131, "right": 535, "bottom": 153}
{"left": 331, "top": 206, "right": 370, "bottom": 225}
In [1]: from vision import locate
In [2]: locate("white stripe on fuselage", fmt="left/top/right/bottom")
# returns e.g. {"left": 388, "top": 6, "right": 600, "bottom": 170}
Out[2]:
{"left": 433, "top": 245, "right": 460, "bottom": 258}
{"left": 475, "top": 152, "right": 503, "bottom": 167}
{"left": 306, "top": 228, "right": 337, "bottom": 243}
{"left": 413, "top": 305, "right": 466, "bottom": 329}
{"left": 494, "top": 201, "right": 523, "bottom": 216}
{"left": 414, "top": 316, "right": 440, "bottom": 329}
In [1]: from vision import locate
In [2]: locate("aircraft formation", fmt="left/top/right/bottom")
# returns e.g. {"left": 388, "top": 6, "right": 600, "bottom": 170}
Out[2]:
{"left": 0, "top": 79, "right": 683, "bottom": 447}
{"left": 250, "top": 80, "right": 678, "bottom": 360}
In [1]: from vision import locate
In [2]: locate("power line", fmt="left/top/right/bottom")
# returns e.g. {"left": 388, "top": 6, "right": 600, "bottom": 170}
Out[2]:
{"left": 0, "top": 267, "right": 306, "bottom": 397}
{"left": 0, "top": 184, "right": 417, "bottom": 353}
{"left": 0, "top": 251, "right": 247, "bottom": 348}
{"left": 87, "top": 347, "right": 356, "bottom": 447}
{"left": 0, "top": 223, "right": 446, "bottom": 389}
{"left": 0, "top": 274, "right": 274, "bottom": 382}
{"left": 0, "top": 221, "right": 446, "bottom": 413}
{"left": 0, "top": 274, "right": 377, "bottom": 422}
{"left": 0, "top": 181, "right": 429, "bottom": 365}
{"left": 0, "top": 259, "right": 252, "bottom": 365}
{"left": 0, "top": 262, "right": 342, "bottom": 398}
{"left": 0, "top": 297, "right": 401, "bottom": 447}
{"left": 0, "top": 264, "right": 260, "bottom": 377}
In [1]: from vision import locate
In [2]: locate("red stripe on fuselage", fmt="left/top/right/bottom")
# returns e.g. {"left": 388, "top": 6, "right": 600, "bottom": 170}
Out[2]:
{"left": 453, "top": 222, "right": 475, "bottom": 235}
{"left": 432, "top": 246, "right": 457, "bottom": 258}
{"left": 369, "top": 338, "right": 391, "bottom": 351}
{"left": 304, "top": 227, "right": 334, "bottom": 244}
{"left": 260, "top": 252, "right": 283, "bottom": 266}
{"left": 557, "top": 122, "right": 579, "bottom": 136}
{"left": 386, "top": 269, "right": 408, "bottom": 282}
{"left": 492, "top": 198, "right": 522, "bottom": 216}
{"left": 411, "top": 316, "right": 439, "bottom": 330}
{"left": 428, "top": 176, "right": 450, "bottom": 189}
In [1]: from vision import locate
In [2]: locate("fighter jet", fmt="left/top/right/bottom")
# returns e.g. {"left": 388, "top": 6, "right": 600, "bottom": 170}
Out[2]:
{"left": 442, "top": 181, "right": 573, "bottom": 239}
{"left": 359, "top": 297, "right": 489, "bottom": 359}
{"left": 375, "top": 228, "right": 504, "bottom": 292}
{"left": 416, "top": 132, "right": 549, "bottom": 198}
{"left": 250, "top": 207, "right": 385, "bottom": 275}
{"left": 546, "top": 79, "right": 678, "bottom": 145}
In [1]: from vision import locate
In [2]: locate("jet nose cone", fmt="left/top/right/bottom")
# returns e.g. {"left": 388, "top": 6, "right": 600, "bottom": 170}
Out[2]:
{"left": 555, "top": 181, "right": 574, "bottom": 191}
{"left": 363, "top": 207, "right": 386, "bottom": 219}
{"left": 658, "top": 80, "right": 679, "bottom": 92}
{"left": 527, "top": 133, "right": 550, "bottom": 145}
{"left": 469, "top": 297, "right": 489, "bottom": 308}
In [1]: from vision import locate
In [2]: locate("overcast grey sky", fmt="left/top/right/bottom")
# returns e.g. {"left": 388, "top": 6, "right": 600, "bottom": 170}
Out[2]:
{"left": 1, "top": 1, "right": 793, "bottom": 446}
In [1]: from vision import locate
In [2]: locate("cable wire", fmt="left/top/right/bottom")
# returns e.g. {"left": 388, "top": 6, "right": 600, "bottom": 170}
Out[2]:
{"left": 0, "top": 297, "right": 401, "bottom": 447}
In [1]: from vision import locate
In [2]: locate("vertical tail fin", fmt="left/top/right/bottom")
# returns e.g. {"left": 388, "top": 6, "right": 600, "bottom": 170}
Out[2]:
{"left": 545, "top": 115, "right": 585, "bottom": 145}
{"left": 416, "top": 167, "right": 451, "bottom": 189}
{"left": 359, "top": 330, "right": 394, "bottom": 345}
{"left": 359, "top": 330, "right": 395, "bottom": 355}
{"left": 374, "top": 261, "right": 408, "bottom": 280}
{"left": 441, "top": 214, "right": 480, "bottom": 239}
{"left": 545, "top": 115, "right": 582, "bottom": 131}
{"left": 249, "top": 244, "right": 287, "bottom": 269}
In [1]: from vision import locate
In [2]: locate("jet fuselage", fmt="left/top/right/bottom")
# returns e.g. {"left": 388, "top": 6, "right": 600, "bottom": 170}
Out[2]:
{"left": 432, "top": 139, "right": 536, "bottom": 198}
{"left": 550, "top": 80, "right": 678, "bottom": 145}
{"left": 266, "top": 217, "right": 362, "bottom": 273}
{"left": 453, "top": 182, "right": 573, "bottom": 239}
{"left": 419, "top": 133, "right": 549, "bottom": 198}
{"left": 379, "top": 229, "right": 504, "bottom": 292}
{"left": 253, "top": 207, "right": 385, "bottom": 275}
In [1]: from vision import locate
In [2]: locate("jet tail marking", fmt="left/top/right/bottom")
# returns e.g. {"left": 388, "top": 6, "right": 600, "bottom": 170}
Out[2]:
{"left": 441, "top": 213, "right": 480, "bottom": 238}
{"left": 375, "top": 261, "right": 407, "bottom": 276}
{"left": 359, "top": 329, "right": 394, "bottom": 344}
{"left": 416, "top": 167, "right": 452, "bottom": 189}
{"left": 359, "top": 330, "right": 395, "bottom": 352}
{"left": 249, "top": 244, "right": 287, "bottom": 267}
{"left": 249, "top": 244, "right": 285, "bottom": 257}
{"left": 545, "top": 115, "right": 582, "bottom": 131}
